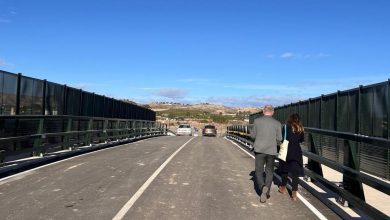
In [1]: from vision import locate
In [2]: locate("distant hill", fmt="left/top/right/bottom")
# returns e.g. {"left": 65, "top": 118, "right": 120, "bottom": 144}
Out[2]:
{"left": 149, "top": 102, "right": 261, "bottom": 115}
{"left": 149, "top": 102, "right": 261, "bottom": 124}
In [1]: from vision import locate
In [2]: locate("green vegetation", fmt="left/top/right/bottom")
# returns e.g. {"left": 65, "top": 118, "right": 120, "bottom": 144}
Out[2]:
{"left": 156, "top": 109, "right": 247, "bottom": 123}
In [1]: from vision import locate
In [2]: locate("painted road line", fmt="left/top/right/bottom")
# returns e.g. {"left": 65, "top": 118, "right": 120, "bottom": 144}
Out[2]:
{"left": 224, "top": 137, "right": 255, "bottom": 159}
{"left": 64, "top": 162, "right": 86, "bottom": 172}
{"left": 112, "top": 137, "right": 195, "bottom": 220}
{"left": 225, "top": 137, "right": 328, "bottom": 220}
{"left": 0, "top": 139, "right": 146, "bottom": 182}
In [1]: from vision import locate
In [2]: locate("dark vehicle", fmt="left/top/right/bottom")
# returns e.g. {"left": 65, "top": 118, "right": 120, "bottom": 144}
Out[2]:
{"left": 202, "top": 125, "right": 217, "bottom": 137}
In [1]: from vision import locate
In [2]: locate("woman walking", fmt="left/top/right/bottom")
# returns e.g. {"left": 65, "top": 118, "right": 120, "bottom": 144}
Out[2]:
{"left": 278, "top": 113, "right": 305, "bottom": 201}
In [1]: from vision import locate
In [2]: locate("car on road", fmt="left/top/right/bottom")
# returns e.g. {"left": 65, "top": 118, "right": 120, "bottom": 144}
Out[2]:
{"left": 202, "top": 125, "right": 217, "bottom": 137}
{"left": 176, "top": 124, "right": 192, "bottom": 136}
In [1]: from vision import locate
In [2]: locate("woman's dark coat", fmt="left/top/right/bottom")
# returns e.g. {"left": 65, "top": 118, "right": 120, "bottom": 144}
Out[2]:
{"left": 279, "top": 124, "right": 305, "bottom": 176}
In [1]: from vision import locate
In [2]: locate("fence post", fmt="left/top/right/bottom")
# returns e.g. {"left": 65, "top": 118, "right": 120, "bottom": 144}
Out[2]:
{"left": 126, "top": 120, "right": 131, "bottom": 139}
{"left": 64, "top": 118, "right": 73, "bottom": 150}
{"left": 33, "top": 118, "right": 45, "bottom": 156}
{"left": 387, "top": 79, "right": 390, "bottom": 179}
{"left": 308, "top": 99, "right": 311, "bottom": 128}
{"left": 336, "top": 91, "right": 340, "bottom": 162}
{"left": 387, "top": 79, "right": 390, "bottom": 140}
{"left": 357, "top": 85, "right": 363, "bottom": 135}
{"left": 320, "top": 95, "right": 324, "bottom": 129}
{"left": 42, "top": 79, "right": 47, "bottom": 115}
{"left": 103, "top": 119, "right": 108, "bottom": 143}
{"left": 63, "top": 85, "right": 68, "bottom": 115}
{"left": 307, "top": 133, "right": 323, "bottom": 181}
{"left": 15, "top": 73, "right": 22, "bottom": 115}
{"left": 92, "top": 93, "right": 95, "bottom": 117}
{"left": 78, "top": 89, "right": 83, "bottom": 116}
{"left": 343, "top": 140, "right": 365, "bottom": 202}
{"left": 85, "top": 118, "right": 93, "bottom": 146}
{"left": 115, "top": 120, "right": 120, "bottom": 141}
{"left": 387, "top": 148, "right": 390, "bottom": 180}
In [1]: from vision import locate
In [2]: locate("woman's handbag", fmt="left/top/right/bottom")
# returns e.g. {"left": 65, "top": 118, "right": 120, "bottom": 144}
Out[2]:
{"left": 278, "top": 125, "right": 289, "bottom": 161}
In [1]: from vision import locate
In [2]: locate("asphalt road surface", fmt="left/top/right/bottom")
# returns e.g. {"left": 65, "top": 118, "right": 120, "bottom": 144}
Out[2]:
{"left": 0, "top": 136, "right": 339, "bottom": 220}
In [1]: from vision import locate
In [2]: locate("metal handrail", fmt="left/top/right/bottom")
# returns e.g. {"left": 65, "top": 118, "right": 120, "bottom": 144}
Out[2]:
{"left": 0, "top": 115, "right": 167, "bottom": 164}
{"left": 226, "top": 133, "right": 390, "bottom": 194}
{"left": 305, "top": 127, "right": 390, "bottom": 148}
{"left": 225, "top": 124, "right": 390, "bottom": 219}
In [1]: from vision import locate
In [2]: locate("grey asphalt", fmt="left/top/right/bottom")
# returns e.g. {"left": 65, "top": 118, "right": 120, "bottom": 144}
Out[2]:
{"left": 0, "top": 136, "right": 340, "bottom": 220}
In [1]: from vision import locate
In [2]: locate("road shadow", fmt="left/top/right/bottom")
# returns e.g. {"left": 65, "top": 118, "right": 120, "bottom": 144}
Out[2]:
{"left": 249, "top": 169, "right": 283, "bottom": 197}
{"left": 249, "top": 171, "right": 261, "bottom": 196}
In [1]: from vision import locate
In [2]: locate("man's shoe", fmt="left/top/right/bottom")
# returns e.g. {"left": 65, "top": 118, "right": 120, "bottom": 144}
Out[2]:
{"left": 260, "top": 186, "right": 268, "bottom": 203}
{"left": 278, "top": 186, "right": 287, "bottom": 194}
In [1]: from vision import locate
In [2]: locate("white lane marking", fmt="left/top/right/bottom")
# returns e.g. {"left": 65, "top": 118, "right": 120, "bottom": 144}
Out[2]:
{"left": 0, "top": 139, "right": 147, "bottom": 182}
{"left": 224, "top": 137, "right": 254, "bottom": 159}
{"left": 64, "top": 163, "right": 86, "bottom": 172}
{"left": 136, "top": 162, "right": 145, "bottom": 166}
{"left": 225, "top": 137, "right": 328, "bottom": 220}
{"left": 297, "top": 194, "right": 328, "bottom": 220}
{"left": 112, "top": 137, "right": 195, "bottom": 220}
{"left": 0, "top": 171, "right": 35, "bottom": 185}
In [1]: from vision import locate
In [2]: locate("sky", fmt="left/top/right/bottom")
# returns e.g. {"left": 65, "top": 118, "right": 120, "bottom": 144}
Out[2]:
{"left": 1, "top": 0, "right": 389, "bottom": 107}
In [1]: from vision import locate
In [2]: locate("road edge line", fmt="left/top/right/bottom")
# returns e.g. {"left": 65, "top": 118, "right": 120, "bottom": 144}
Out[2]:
{"left": 0, "top": 138, "right": 159, "bottom": 182}
{"left": 225, "top": 137, "right": 328, "bottom": 220}
{"left": 112, "top": 137, "right": 195, "bottom": 220}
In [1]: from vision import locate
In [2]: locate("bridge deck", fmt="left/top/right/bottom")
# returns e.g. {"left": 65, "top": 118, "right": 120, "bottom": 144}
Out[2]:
{"left": 0, "top": 137, "right": 339, "bottom": 220}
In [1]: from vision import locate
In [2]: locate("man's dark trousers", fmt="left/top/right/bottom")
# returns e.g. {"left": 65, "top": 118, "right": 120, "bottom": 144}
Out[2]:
{"left": 255, "top": 152, "right": 275, "bottom": 194}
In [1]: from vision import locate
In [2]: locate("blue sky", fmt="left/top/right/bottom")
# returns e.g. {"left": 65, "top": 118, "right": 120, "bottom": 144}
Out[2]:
{"left": 1, "top": 0, "right": 389, "bottom": 107}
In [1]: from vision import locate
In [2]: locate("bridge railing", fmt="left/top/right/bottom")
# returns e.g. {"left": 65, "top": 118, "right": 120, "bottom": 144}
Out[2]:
{"left": 226, "top": 124, "right": 390, "bottom": 220}
{"left": 0, "top": 115, "right": 167, "bottom": 164}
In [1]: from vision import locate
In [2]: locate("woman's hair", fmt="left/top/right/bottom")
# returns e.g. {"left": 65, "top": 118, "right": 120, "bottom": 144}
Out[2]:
{"left": 287, "top": 113, "right": 304, "bottom": 133}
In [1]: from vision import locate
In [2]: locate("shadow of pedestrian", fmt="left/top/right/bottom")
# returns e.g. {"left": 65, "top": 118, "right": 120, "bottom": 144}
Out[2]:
{"left": 273, "top": 168, "right": 282, "bottom": 186}
{"left": 250, "top": 169, "right": 286, "bottom": 197}
{"left": 249, "top": 171, "right": 261, "bottom": 196}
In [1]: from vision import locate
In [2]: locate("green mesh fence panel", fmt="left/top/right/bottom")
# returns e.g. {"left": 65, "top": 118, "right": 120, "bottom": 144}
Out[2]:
{"left": 45, "top": 82, "right": 64, "bottom": 115}
{"left": 372, "top": 84, "right": 388, "bottom": 138}
{"left": 0, "top": 71, "right": 155, "bottom": 120}
{"left": 321, "top": 94, "right": 336, "bottom": 130}
{"left": 309, "top": 98, "right": 321, "bottom": 128}
{"left": 66, "top": 87, "right": 81, "bottom": 116}
{"left": 81, "top": 92, "right": 94, "bottom": 116}
{"left": 19, "top": 76, "right": 44, "bottom": 115}
{"left": 1, "top": 72, "right": 17, "bottom": 115}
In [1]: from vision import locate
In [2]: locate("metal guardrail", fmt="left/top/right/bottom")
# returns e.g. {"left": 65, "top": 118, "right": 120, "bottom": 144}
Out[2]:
{"left": 0, "top": 115, "right": 167, "bottom": 164}
{"left": 226, "top": 124, "right": 390, "bottom": 220}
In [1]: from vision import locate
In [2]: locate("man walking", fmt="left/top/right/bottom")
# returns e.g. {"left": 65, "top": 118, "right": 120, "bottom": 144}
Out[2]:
{"left": 251, "top": 105, "right": 282, "bottom": 203}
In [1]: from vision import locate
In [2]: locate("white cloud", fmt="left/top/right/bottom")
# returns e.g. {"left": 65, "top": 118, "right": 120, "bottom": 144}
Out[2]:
{"left": 222, "top": 83, "right": 300, "bottom": 92}
{"left": 68, "top": 82, "right": 111, "bottom": 91}
{"left": 280, "top": 52, "right": 296, "bottom": 59}
{"left": 152, "top": 88, "right": 189, "bottom": 99}
{"left": 0, "top": 59, "right": 7, "bottom": 66}
{"left": 205, "top": 95, "right": 305, "bottom": 107}
{"left": 140, "top": 87, "right": 160, "bottom": 90}
{"left": 0, "top": 58, "right": 12, "bottom": 67}
{"left": 266, "top": 52, "right": 331, "bottom": 60}
{"left": 316, "top": 53, "right": 331, "bottom": 58}
{"left": 0, "top": 18, "right": 10, "bottom": 23}
{"left": 176, "top": 78, "right": 210, "bottom": 83}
